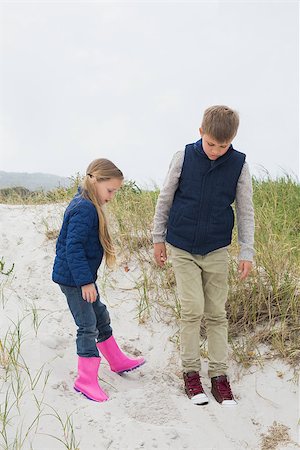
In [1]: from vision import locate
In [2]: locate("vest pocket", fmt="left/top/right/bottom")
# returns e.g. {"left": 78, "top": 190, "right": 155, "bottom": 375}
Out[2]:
{"left": 169, "top": 207, "right": 197, "bottom": 238}
{"left": 209, "top": 207, "right": 234, "bottom": 240}
{"left": 169, "top": 206, "right": 195, "bottom": 228}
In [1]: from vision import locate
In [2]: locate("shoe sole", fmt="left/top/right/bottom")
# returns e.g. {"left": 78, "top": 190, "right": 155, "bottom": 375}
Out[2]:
{"left": 185, "top": 388, "right": 209, "bottom": 405}
{"left": 220, "top": 400, "right": 237, "bottom": 406}
{"left": 114, "top": 359, "right": 146, "bottom": 374}
{"left": 191, "top": 396, "right": 209, "bottom": 405}
{"left": 211, "top": 393, "right": 237, "bottom": 406}
{"left": 74, "top": 387, "right": 108, "bottom": 402}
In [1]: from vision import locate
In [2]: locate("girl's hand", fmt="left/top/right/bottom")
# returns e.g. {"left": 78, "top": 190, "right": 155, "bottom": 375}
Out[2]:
{"left": 81, "top": 283, "right": 97, "bottom": 303}
{"left": 154, "top": 242, "right": 167, "bottom": 267}
{"left": 238, "top": 260, "right": 252, "bottom": 280}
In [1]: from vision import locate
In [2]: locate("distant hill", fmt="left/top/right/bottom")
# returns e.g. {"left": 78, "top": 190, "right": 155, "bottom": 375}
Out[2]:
{"left": 0, "top": 171, "right": 72, "bottom": 191}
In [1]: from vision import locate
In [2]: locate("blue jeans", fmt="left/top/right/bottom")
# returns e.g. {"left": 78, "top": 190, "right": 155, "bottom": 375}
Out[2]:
{"left": 59, "top": 283, "right": 112, "bottom": 357}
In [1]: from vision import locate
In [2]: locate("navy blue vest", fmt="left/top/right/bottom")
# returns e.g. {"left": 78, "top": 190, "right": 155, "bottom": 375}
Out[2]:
{"left": 166, "top": 139, "right": 246, "bottom": 254}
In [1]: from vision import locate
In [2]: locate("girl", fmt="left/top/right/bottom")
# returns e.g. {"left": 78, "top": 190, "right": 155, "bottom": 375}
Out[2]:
{"left": 52, "top": 158, "right": 145, "bottom": 402}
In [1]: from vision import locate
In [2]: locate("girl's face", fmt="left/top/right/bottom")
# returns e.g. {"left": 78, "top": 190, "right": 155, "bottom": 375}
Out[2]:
{"left": 95, "top": 177, "right": 123, "bottom": 205}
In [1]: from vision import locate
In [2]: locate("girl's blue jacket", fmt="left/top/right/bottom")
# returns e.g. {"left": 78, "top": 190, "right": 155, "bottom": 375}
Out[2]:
{"left": 52, "top": 193, "right": 104, "bottom": 287}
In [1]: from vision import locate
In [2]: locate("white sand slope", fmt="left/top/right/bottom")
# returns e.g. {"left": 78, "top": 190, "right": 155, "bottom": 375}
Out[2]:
{"left": 0, "top": 204, "right": 299, "bottom": 450}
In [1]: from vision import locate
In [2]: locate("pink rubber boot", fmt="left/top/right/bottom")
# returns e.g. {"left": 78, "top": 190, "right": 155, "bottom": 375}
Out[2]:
{"left": 97, "top": 336, "right": 145, "bottom": 374}
{"left": 74, "top": 356, "right": 109, "bottom": 402}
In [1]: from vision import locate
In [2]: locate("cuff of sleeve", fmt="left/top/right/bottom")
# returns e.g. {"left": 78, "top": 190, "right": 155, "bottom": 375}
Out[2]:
{"left": 152, "top": 234, "right": 166, "bottom": 244}
{"left": 75, "top": 278, "right": 95, "bottom": 287}
{"left": 238, "top": 250, "right": 255, "bottom": 262}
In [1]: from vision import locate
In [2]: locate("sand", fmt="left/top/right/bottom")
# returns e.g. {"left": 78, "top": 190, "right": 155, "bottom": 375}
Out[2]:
{"left": 0, "top": 203, "right": 298, "bottom": 450}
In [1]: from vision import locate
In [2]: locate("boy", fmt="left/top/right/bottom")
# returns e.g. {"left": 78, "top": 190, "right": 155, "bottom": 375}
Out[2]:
{"left": 153, "top": 105, "right": 254, "bottom": 406}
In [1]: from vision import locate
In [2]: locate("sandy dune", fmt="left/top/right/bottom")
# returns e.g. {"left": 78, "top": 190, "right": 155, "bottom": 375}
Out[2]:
{"left": 0, "top": 204, "right": 298, "bottom": 450}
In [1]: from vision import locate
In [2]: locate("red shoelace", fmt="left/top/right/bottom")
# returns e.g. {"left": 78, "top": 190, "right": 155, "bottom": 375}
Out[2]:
{"left": 185, "top": 373, "right": 204, "bottom": 396}
{"left": 214, "top": 376, "right": 234, "bottom": 400}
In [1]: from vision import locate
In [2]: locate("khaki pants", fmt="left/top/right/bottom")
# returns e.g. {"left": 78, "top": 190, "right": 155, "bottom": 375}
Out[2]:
{"left": 169, "top": 244, "right": 229, "bottom": 378}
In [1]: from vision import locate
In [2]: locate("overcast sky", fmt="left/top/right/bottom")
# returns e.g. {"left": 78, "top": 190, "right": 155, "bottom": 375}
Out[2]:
{"left": 0, "top": 1, "right": 299, "bottom": 187}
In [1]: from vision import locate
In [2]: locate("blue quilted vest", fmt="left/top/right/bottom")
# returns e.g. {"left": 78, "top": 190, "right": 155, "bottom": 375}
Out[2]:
{"left": 166, "top": 139, "right": 246, "bottom": 254}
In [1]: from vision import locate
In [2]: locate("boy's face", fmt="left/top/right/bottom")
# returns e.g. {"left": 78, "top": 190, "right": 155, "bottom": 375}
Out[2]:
{"left": 200, "top": 128, "right": 233, "bottom": 160}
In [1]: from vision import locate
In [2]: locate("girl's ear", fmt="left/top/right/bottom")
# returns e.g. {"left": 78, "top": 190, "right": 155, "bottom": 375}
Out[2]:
{"left": 199, "top": 127, "right": 204, "bottom": 137}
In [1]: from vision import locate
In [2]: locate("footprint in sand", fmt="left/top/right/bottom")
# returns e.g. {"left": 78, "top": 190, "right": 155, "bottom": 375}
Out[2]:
{"left": 40, "top": 335, "right": 70, "bottom": 352}
{"left": 124, "top": 385, "right": 181, "bottom": 426}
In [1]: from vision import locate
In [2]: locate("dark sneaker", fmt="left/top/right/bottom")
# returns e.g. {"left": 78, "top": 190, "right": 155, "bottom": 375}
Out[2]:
{"left": 211, "top": 375, "right": 237, "bottom": 406}
{"left": 183, "top": 371, "right": 209, "bottom": 405}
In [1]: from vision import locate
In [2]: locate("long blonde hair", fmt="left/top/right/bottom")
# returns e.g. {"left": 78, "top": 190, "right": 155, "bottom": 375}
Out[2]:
{"left": 81, "top": 158, "right": 123, "bottom": 268}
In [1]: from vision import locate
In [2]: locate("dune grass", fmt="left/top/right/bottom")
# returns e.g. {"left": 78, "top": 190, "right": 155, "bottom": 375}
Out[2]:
{"left": 0, "top": 174, "right": 81, "bottom": 205}
{"left": 227, "top": 175, "right": 300, "bottom": 366}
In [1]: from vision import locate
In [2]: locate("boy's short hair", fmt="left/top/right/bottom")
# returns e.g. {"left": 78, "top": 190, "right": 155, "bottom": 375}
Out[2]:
{"left": 201, "top": 105, "right": 239, "bottom": 143}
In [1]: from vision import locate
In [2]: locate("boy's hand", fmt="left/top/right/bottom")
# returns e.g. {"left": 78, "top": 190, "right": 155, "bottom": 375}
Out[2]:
{"left": 154, "top": 242, "right": 167, "bottom": 267}
{"left": 238, "top": 261, "right": 252, "bottom": 280}
{"left": 81, "top": 283, "right": 97, "bottom": 303}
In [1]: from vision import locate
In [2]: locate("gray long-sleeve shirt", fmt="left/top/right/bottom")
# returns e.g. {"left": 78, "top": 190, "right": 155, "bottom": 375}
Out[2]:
{"left": 153, "top": 150, "right": 255, "bottom": 261}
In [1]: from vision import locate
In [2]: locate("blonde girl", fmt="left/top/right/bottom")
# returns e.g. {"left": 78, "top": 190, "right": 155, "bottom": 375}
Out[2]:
{"left": 52, "top": 158, "right": 145, "bottom": 402}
